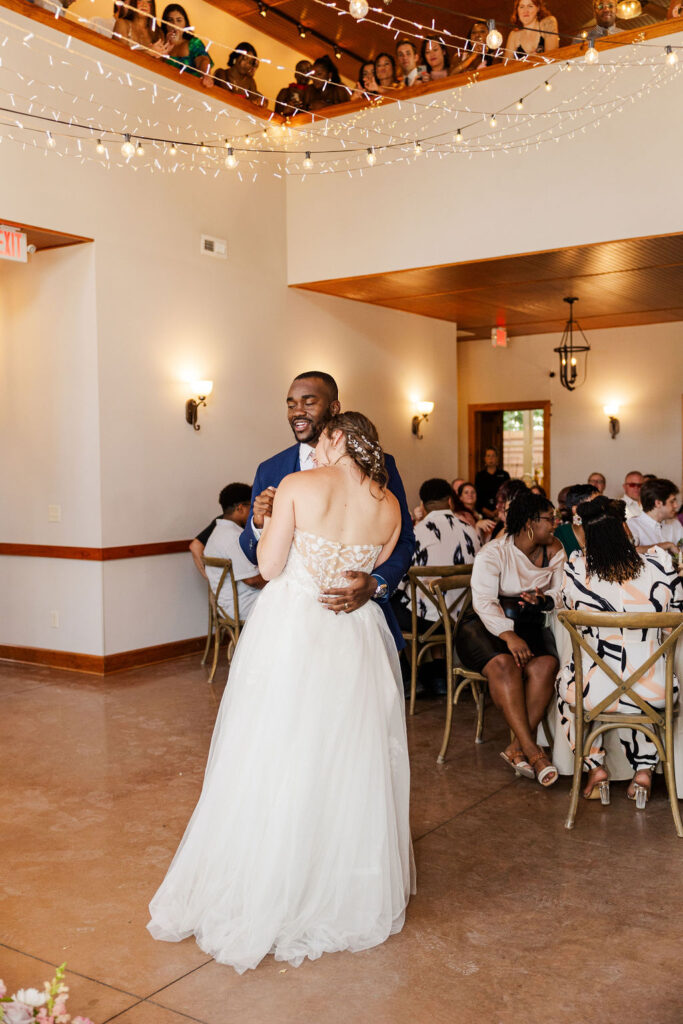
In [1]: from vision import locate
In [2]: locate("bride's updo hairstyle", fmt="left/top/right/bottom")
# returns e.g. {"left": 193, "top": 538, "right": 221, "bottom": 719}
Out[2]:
{"left": 577, "top": 495, "right": 643, "bottom": 584}
{"left": 325, "top": 411, "right": 389, "bottom": 490}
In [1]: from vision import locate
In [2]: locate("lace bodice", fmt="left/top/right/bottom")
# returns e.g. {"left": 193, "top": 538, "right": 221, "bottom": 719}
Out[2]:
{"left": 285, "top": 528, "right": 382, "bottom": 593}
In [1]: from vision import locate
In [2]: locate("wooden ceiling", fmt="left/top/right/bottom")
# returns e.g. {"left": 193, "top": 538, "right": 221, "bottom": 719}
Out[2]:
{"left": 293, "top": 233, "right": 683, "bottom": 338}
{"left": 207, "top": 0, "right": 670, "bottom": 79}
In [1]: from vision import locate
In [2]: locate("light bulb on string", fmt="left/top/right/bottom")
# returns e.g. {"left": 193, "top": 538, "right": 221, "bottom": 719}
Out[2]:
{"left": 366, "top": 146, "right": 376, "bottom": 166}
{"left": 413, "top": 140, "right": 422, "bottom": 156}
{"left": 485, "top": 19, "right": 503, "bottom": 49}
{"left": 46, "top": 130, "right": 56, "bottom": 149}
{"left": 298, "top": 24, "right": 307, "bottom": 38}
{"left": 225, "top": 146, "right": 238, "bottom": 168}
{"left": 455, "top": 128, "right": 463, "bottom": 144}
{"left": 516, "top": 98, "right": 524, "bottom": 110}
{"left": 121, "top": 134, "right": 135, "bottom": 157}
{"left": 258, "top": 1, "right": 267, "bottom": 15}
{"left": 544, "top": 80, "right": 552, "bottom": 91}
{"left": 585, "top": 40, "right": 599, "bottom": 63}
{"left": 168, "top": 142, "right": 177, "bottom": 156}
{"left": 666, "top": 45, "right": 678, "bottom": 65}
{"left": 489, "top": 114, "right": 497, "bottom": 127}
{"left": 199, "top": 141, "right": 208, "bottom": 154}
{"left": 96, "top": 138, "right": 105, "bottom": 154}
{"left": 244, "top": 135, "right": 253, "bottom": 146}
{"left": 334, "top": 47, "right": 342, "bottom": 60}
{"left": 303, "top": 151, "right": 313, "bottom": 169}
{"left": 135, "top": 140, "right": 144, "bottom": 157}
{"left": 223, "top": 137, "right": 231, "bottom": 148}
{"left": 349, "top": 0, "right": 369, "bottom": 20}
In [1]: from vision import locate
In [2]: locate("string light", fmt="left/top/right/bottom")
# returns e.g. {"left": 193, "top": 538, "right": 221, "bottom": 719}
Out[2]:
{"left": 257, "top": 1, "right": 267, "bottom": 15}
{"left": 665, "top": 45, "right": 678, "bottom": 66}
{"left": 349, "top": 0, "right": 369, "bottom": 20}
{"left": 95, "top": 137, "right": 105, "bottom": 153}
{"left": 334, "top": 47, "right": 342, "bottom": 59}
{"left": 46, "top": 130, "right": 56, "bottom": 148}
{"left": 135, "top": 140, "right": 144, "bottom": 157}
{"left": 297, "top": 24, "right": 306, "bottom": 38}
{"left": 516, "top": 98, "right": 524, "bottom": 110}
{"left": 168, "top": 142, "right": 177, "bottom": 155}
{"left": 544, "top": 80, "right": 552, "bottom": 91}
{"left": 199, "top": 140, "right": 207, "bottom": 153}
{"left": 485, "top": 19, "right": 503, "bottom": 50}
{"left": 121, "top": 133, "right": 135, "bottom": 157}
{"left": 585, "top": 40, "right": 599, "bottom": 64}
{"left": 225, "top": 146, "right": 238, "bottom": 168}
{"left": 413, "top": 140, "right": 422, "bottom": 155}
{"left": 366, "top": 146, "right": 376, "bottom": 165}
{"left": 455, "top": 128, "right": 463, "bottom": 144}
{"left": 489, "top": 114, "right": 496, "bottom": 127}
{"left": 303, "top": 151, "right": 313, "bottom": 169}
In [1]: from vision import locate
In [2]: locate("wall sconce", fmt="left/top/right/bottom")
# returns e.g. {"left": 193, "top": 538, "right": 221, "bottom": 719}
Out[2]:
{"left": 603, "top": 403, "right": 620, "bottom": 440}
{"left": 411, "top": 401, "right": 434, "bottom": 439}
{"left": 185, "top": 380, "right": 213, "bottom": 431}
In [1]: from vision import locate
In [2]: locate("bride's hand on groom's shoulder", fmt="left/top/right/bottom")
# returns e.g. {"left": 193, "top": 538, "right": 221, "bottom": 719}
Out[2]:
{"left": 320, "top": 571, "right": 377, "bottom": 614}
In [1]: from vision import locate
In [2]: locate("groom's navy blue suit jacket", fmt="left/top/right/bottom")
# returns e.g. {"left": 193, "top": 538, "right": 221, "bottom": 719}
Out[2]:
{"left": 239, "top": 442, "right": 415, "bottom": 650}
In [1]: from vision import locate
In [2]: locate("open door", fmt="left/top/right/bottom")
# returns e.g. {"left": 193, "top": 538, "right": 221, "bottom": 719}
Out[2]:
{"left": 468, "top": 401, "right": 551, "bottom": 495}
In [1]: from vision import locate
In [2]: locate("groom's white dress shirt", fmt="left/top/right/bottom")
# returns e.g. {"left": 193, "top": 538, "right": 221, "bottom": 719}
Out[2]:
{"left": 252, "top": 443, "right": 316, "bottom": 541}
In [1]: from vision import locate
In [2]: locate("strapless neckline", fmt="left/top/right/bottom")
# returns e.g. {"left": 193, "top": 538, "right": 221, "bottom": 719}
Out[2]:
{"left": 294, "top": 527, "right": 382, "bottom": 552}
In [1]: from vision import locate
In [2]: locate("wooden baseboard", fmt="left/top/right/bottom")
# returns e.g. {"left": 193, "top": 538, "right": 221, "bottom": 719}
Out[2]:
{"left": 0, "top": 636, "right": 207, "bottom": 676}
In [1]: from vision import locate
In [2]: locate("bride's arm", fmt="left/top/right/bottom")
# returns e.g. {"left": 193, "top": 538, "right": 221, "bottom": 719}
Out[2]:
{"left": 257, "top": 475, "right": 296, "bottom": 580}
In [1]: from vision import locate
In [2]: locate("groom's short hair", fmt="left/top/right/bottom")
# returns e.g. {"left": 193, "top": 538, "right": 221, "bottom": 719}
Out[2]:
{"left": 293, "top": 370, "right": 339, "bottom": 402}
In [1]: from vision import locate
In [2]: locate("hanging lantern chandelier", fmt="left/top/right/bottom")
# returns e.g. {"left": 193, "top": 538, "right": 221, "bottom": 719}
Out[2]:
{"left": 553, "top": 297, "right": 590, "bottom": 391}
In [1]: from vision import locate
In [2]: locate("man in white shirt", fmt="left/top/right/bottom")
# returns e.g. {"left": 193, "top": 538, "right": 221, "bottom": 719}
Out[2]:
{"left": 619, "top": 470, "right": 644, "bottom": 518}
{"left": 202, "top": 483, "right": 265, "bottom": 621}
{"left": 627, "top": 478, "right": 683, "bottom": 556}
{"left": 396, "top": 40, "right": 421, "bottom": 87}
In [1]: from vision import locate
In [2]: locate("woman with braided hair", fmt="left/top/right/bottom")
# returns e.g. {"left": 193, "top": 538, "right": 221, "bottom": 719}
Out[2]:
{"left": 149, "top": 411, "right": 414, "bottom": 973}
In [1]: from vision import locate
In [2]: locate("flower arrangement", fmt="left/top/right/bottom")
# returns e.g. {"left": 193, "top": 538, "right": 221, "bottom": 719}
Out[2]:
{"left": 0, "top": 964, "right": 94, "bottom": 1024}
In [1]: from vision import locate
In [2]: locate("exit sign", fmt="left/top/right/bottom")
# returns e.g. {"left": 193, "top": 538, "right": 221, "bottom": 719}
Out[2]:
{"left": 0, "top": 226, "right": 27, "bottom": 262}
{"left": 491, "top": 326, "right": 508, "bottom": 347}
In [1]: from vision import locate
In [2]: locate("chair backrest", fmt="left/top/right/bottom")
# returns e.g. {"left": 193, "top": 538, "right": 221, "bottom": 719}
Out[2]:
{"left": 406, "top": 563, "right": 472, "bottom": 628}
{"left": 202, "top": 556, "right": 241, "bottom": 625}
{"left": 558, "top": 610, "right": 683, "bottom": 722}
{"left": 432, "top": 574, "right": 474, "bottom": 652}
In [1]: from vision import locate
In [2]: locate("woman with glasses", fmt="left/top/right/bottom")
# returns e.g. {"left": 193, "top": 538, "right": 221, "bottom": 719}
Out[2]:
{"left": 456, "top": 492, "right": 564, "bottom": 786}
{"left": 216, "top": 42, "right": 265, "bottom": 106}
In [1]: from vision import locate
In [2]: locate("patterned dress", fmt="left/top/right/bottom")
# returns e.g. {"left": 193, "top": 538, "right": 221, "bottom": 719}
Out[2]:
{"left": 557, "top": 547, "right": 683, "bottom": 770}
{"left": 400, "top": 509, "right": 479, "bottom": 621}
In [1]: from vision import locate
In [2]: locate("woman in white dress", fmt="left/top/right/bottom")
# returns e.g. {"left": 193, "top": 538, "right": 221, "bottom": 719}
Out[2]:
{"left": 148, "top": 412, "right": 415, "bottom": 973}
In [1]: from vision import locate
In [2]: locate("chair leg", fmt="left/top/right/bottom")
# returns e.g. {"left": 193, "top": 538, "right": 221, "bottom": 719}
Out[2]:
{"left": 437, "top": 670, "right": 455, "bottom": 765}
{"left": 208, "top": 623, "right": 221, "bottom": 684}
{"left": 409, "top": 640, "right": 418, "bottom": 717}
{"left": 660, "top": 738, "right": 683, "bottom": 838}
{"left": 565, "top": 709, "right": 584, "bottom": 831}
{"left": 201, "top": 603, "right": 214, "bottom": 666}
{"left": 475, "top": 686, "right": 486, "bottom": 744}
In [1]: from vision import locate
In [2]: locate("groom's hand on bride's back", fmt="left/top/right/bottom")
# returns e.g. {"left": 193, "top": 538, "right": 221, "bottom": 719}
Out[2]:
{"left": 320, "top": 571, "right": 377, "bottom": 614}
{"left": 253, "top": 487, "right": 277, "bottom": 529}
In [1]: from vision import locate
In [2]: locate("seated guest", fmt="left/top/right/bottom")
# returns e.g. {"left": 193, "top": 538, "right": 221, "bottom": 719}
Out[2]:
{"left": 216, "top": 42, "right": 264, "bottom": 105}
{"left": 274, "top": 60, "right": 312, "bottom": 115}
{"left": 419, "top": 37, "right": 450, "bottom": 81}
{"left": 586, "top": 0, "right": 621, "bottom": 38}
{"left": 375, "top": 52, "right": 401, "bottom": 92}
{"left": 154, "top": 5, "right": 213, "bottom": 86}
{"left": 558, "top": 496, "right": 682, "bottom": 805}
{"left": 554, "top": 483, "right": 599, "bottom": 556}
{"left": 354, "top": 61, "right": 380, "bottom": 98}
{"left": 449, "top": 21, "right": 495, "bottom": 75}
{"left": 456, "top": 481, "right": 481, "bottom": 528}
{"left": 588, "top": 471, "right": 606, "bottom": 494}
{"left": 628, "top": 478, "right": 683, "bottom": 554}
{"left": 489, "top": 478, "right": 529, "bottom": 540}
{"left": 396, "top": 38, "right": 422, "bottom": 87}
{"left": 201, "top": 483, "right": 266, "bottom": 620}
{"left": 474, "top": 446, "right": 510, "bottom": 520}
{"left": 451, "top": 477, "right": 465, "bottom": 495}
{"left": 392, "top": 478, "right": 479, "bottom": 696}
{"left": 457, "top": 492, "right": 564, "bottom": 786}
{"left": 304, "top": 56, "right": 346, "bottom": 110}
{"left": 115, "top": 0, "right": 161, "bottom": 49}
{"left": 556, "top": 485, "right": 570, "bottom": 522}
{"left": 619, "top": 469, "right": 644, "bottom": 517}
{"left": 506, "top": 0, "right": 559, "bottom": 56}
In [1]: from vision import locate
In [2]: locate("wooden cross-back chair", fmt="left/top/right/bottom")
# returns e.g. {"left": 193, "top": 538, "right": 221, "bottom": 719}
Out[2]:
{"left": 432, "top": 574, "right": 488, "bottom": 763}
{"left": 402, "top": 564, "right": 474, "bottom": 716}
{"left": 201, "top": 556, "right": 245, "bottom": 684}
{"left": 558, "top": 610, "right": 683, "bottom": 838}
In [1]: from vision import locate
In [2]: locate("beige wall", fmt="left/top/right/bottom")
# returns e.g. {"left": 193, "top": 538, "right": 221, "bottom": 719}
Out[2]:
{"left": 456, "top": 322, "right": 683, "bottom": 501}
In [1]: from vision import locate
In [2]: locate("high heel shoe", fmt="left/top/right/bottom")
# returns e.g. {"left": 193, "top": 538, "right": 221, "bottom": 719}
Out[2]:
{"left": 584, "top": 780, "right": 611, "bottom": 805}
{"left": 627, "top": 770, "right": 653, "bottom": 809}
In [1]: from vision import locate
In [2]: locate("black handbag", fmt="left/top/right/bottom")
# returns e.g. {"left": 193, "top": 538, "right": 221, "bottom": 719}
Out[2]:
{"left": 498, "top": 594, "right": 546, "bottom": 627}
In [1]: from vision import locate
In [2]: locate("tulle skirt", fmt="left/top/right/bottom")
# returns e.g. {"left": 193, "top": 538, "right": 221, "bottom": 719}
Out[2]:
{"left": 147, "top": 570, "right": 415, "bottom": 973}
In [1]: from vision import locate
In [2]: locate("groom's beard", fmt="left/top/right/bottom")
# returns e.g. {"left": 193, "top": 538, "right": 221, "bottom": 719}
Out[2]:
{"left": 288, "top": 413, "right": 331, "bottom": 445}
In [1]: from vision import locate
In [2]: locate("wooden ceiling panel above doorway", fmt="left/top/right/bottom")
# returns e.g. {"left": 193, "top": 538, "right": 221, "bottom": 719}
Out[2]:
{"left": 293, "top": 232, "right": 683, "bottom": 339}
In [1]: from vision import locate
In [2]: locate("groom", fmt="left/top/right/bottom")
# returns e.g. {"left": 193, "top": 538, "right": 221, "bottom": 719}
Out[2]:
{"left": 239, "top": 370, "right": 415, "bottom": 650}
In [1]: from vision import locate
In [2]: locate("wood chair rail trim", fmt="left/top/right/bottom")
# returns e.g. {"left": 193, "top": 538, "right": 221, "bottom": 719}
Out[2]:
{"left": 0, "top": 541, "right": 192, "bottom": 560}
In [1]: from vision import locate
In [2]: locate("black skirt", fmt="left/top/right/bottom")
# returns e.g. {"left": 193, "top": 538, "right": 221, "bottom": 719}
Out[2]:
{"left": 456, "top": 608, "right": 558, "bottom": 674}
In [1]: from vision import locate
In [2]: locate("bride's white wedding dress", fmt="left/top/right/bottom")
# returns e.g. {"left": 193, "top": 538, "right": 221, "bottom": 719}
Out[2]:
{"left": 148, "top": 528, "right": 415, "bottom": 973}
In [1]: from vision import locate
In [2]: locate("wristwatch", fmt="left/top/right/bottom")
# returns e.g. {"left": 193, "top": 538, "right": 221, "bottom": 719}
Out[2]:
{"left": 372, "top": 577, "right": 388, "bottom": 600}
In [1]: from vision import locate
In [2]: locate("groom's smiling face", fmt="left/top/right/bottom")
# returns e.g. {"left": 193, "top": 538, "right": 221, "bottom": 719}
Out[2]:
{"left": 286, "top": 376, "right": 339, "bottom": 445}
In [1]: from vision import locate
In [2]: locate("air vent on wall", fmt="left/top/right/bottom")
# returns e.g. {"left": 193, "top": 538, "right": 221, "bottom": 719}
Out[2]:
{"left": 200, "top": 234, "right": 228, "bottom": 259}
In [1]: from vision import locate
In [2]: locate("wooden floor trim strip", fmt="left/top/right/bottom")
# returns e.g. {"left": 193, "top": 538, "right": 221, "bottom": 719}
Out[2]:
{"left": 0, "top": 541, "right": 191, "bottom": 560}
{"left": 0, "top": 637, "right": 207, "bottom": 676}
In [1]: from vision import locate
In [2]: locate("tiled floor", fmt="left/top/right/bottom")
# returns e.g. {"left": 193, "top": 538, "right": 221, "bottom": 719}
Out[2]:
{"left": 2, "top": 655, "right": 683, "bottom": 1024}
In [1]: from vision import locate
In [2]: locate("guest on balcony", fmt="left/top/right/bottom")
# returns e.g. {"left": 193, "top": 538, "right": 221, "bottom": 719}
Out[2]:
{"left": 354, "top": 61, "right": 380, "bottom": 98}
{"left": 216, "top": 42, "right": 265, "bottom": 106}
{"left": 375, "top": 52, "right": 402, "bottom": 92}
{"left": 506, "top": 0, "right": 559, "bottom": 56}
{"left": 449, "top": 21, "right": 495, "bottom": 75}
{"left": 115, "top": 0, "right": 162, "bottom": 50}
{"left": 303, "top": 56, "right": 346, "bottom": 110}
{"left": 586, "top": 0, "right": 622, "bottom": 39}
{"left": 154, "top": 5, "right": 213, "bottom": 87}
{"left": 396, "top": 39, "right": 421, "bottom": 87}
{"left": 419, "top": 37, "right": 450, "bottom": 81}
{"left": 275, "top": 60, "right": 312, "bottom": 115}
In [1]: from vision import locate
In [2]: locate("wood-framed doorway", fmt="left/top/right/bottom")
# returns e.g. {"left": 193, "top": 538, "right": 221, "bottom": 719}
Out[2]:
{"left": 468, "top": 400, "right": 551, "bottom": 497}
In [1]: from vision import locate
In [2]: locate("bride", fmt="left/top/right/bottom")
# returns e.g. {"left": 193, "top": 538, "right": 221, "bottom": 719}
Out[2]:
{"left": 148, "top": 411, "right": 415, "bottom": 973}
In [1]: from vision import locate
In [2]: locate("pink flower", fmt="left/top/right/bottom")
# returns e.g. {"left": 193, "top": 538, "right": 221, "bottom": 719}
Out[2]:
{"left": 3, "top": 1002, "right": 35, "bottom": 1024}
{"left": 53, "top": 998, "right": 68, "bottom": 1016}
